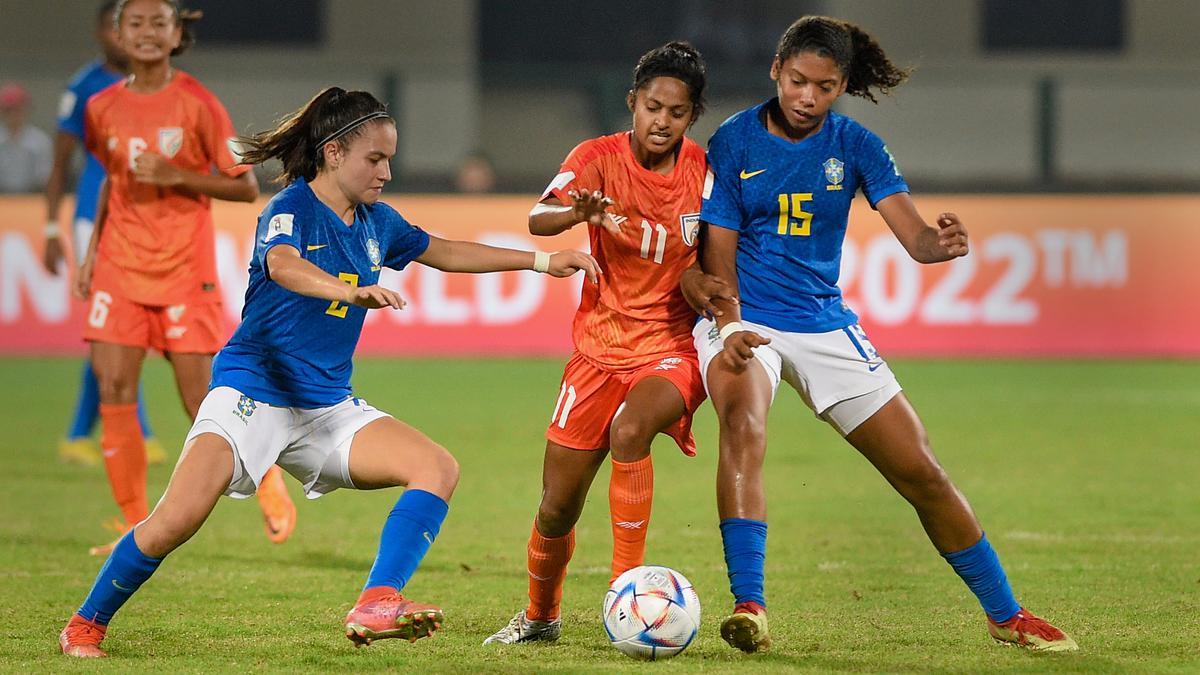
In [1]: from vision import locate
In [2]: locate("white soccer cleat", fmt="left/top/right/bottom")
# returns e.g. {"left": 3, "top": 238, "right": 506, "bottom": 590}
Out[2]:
{"left": 482, "top": 609, "right": 561, "bottom": 645}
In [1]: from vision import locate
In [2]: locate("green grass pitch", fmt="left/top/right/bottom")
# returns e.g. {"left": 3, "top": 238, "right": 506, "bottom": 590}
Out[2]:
{"left": 1, "top": 357, "right": 1197, "bottom": 672}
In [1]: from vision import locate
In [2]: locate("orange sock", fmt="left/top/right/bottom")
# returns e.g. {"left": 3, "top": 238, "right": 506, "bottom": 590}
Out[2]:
{"left": 609, "top": 455, "right": 653, "bottom": 582}
{"left": 99, "top": 403, "right": 148, "bottom": 525}
{"left": 526, "top": 522, "right": 575, "bottom": 621}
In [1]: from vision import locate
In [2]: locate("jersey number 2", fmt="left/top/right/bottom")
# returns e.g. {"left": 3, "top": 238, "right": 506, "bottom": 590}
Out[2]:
{"left": 777, "top": 193, "right": 814, "bottom": 236}
{"left": 325, "top": 272, "right": 360, "bottom": 318}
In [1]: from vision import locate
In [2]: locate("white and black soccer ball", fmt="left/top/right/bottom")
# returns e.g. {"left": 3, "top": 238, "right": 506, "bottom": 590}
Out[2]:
{"left": 602, "top": 565, "right": 701, "bottom": 660}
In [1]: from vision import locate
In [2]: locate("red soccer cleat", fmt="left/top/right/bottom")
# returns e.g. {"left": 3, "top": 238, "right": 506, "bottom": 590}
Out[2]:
{"left": 59, "top": 614, "right": 108, "bottom": 658}
{"left": 987, "top": 607, "right": 1078, "bottom": 652}
{"left": 344, "top": 593, "right": 443, "bottom": 647}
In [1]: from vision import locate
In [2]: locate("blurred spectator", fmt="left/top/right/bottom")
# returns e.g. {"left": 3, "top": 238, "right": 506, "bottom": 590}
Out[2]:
{"left": 0, "top": 83, "right": 53, "bottom": 193}
{"left": 455, "top": 151, "right": 497, "bottom": 193}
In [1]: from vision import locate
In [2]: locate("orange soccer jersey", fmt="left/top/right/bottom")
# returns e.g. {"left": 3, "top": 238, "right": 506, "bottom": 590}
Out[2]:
{"left": 544, "top": 132, "right": 707, "bottom": 370}
{"left": 84, "top": 70, "right": 250, "bottom": 307}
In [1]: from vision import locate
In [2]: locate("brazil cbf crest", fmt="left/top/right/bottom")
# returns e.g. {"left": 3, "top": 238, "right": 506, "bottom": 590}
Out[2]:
{"left": 823, "top": 157, "right": 844, "bottom": 191}
{"left": 680, "top": 213, "right": 700, "bottom": 247}
{"left": 234, "top": 395, "right": 257, "bottom": 424}
{"left": 366, "top": 239, "right": 382, "bottom": 270}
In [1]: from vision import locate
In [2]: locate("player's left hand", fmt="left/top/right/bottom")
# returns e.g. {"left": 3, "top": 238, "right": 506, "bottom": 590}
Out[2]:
{"left": 937, "top": 212, "right": 968, "bottom": 258}
{"left": 546, "top": 250, "right": 601, "bottom": 284}
{"left": 133, "top": 153, "right": 184, "bottom": 187}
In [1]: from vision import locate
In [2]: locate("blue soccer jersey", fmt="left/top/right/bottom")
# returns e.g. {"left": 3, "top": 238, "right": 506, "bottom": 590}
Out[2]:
{"left": 57, "top": 60, "right": 122, "bottom": 222}
{"left": 211, "top": 180, "right": 430, "bottom": 408}
{"left": 701, "top": 101, "right": 909, "bottom": 332}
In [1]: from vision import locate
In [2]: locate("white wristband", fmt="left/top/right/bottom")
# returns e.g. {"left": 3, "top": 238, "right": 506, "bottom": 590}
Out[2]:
{"left": 44, "top": 222, "right": 61, "bottom": 237}
{"left": 718, "top": 321, "right": 745, "bottom": 341}
{"left": 533, "top": 251, "right": 551, "bottom": 273}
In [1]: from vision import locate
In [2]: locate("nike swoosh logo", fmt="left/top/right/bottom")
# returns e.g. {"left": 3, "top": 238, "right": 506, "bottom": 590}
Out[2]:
{"left": 112, "top": 579, "right": 133, "bottom": 592}
{"left": 423, "top": 531, "right": 433, "bottom": 545}
{"left": 528, "top": 570, "right": 550, "bottom": 581}
{"left": 306, "top": 244, "right": 328, "bottom": 251}
{"left": 868, "top": 362, "right": 883, "bottom": 372}
{"left": 739, "top": 169, "right": 766, "bottom": 179}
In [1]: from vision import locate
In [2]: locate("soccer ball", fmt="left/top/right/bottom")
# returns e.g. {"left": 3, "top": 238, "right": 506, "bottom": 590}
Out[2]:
{"left": 602, "top": 565, "right": 701, "bottom": 660}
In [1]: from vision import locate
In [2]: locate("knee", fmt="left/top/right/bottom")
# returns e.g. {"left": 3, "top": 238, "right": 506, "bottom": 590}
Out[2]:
{"left": 536, "top": 495, "right": 581, "bottom": 537}
{"left": 897, "top": 460, "right": 955, "bottom": 504}
{"left": 609, "top": 416, "right": 654, "bottom": 460}
{"left": 719, "top": 407, "right": 767, "bottom": 451}
{"left": 418, "top": 447, "right": 459, "bottom": 499}
{"left": 136, "top": 511, "right": 199, "bottom": 558}
{"left": 93, "top": 366, "right": 137, "bottom": 403}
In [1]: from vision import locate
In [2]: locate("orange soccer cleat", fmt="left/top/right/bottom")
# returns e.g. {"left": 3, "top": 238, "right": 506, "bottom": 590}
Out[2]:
{"left": 988, "top": 607, "right": 1079, "bottom": 652}
{"left": 256, "top": 465, "right": 296, "bottom": 544}
{"left": 88, "top": 517, "right": 132, "bottom": 557}
{"left": 59, "top": 614, "right": 108, "bottom": 658}
{"left": 344, "top": 592, "right": 443, "bottom": 647}
{"left": 720, "top": 600, "right": 771, "bottom": 653}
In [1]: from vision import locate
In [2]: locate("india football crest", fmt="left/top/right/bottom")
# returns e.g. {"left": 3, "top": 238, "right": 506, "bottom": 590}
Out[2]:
{"left": 680, "top": 213, "right": 700, "bottom": 247}
{"left": 823, "top": 157, "right": 844, "bottom": 191}
{"left": 158, "top": 127, "right": 184, "bottom": 158}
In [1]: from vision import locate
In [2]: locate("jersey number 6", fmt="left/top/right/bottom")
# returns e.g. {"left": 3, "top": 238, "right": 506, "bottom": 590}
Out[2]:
{"left": 777, "top": 193, "right": 814, "bottom": 236}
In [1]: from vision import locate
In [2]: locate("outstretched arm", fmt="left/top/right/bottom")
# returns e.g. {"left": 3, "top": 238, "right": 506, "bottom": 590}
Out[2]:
{"left": 876, "top": 192, "right": 968, "bottom": 263}
{"left": 416, "top": 235, "right": 600, "bottom": 283}
{"left": 266, "top": 245, "right": 404, "bottom": 309}
{"left": 528, "top": 189, "right": 619, "bottom": 236}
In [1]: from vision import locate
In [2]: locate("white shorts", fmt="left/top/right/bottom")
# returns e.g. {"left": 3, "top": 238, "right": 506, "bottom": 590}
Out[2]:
{"left": 185, "top": 386, "right": 390, "bottom": 499}
{"left": 693, "top": 318, "right": 903, "bottom": 436}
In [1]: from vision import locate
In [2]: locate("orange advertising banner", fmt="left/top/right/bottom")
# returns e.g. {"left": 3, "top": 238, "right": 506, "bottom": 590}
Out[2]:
{"left": 1, "top": 194, "right": 1197, "bottom": 356}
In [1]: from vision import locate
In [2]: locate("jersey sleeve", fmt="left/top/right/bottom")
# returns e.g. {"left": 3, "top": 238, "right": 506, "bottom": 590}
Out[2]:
{"left": 379, "top": 205, "right": 431, "bottom": 270}
{"left": 197, "top": 94, "right": 251, "bottom": 178}
{"left": 255, "top": 200, "right": 304, "bottom": 276}
{"left": 855, "top": 128, "right": 909, "bottom": 208}
{"left": 57, "top": 81, "right": 89, "bottom": 139}
{"left": 540, "top": 139, "right": 604, "bottom": 205}
{"left": 699, "top": 123, "right": 746, "bottom": 231}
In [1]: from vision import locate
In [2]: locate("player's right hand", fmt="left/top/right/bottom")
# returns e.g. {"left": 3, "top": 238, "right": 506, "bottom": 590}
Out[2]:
{"left": 44, "top": 236, "right": 65, "bottom": 276}
{"left": 568, "top": 189, "right": 620, "bottom": 235}
{"left": 721, "top": 330, "right": 771, "bottom": 372}
{"left": 73, "top": 257, "right": 94, "bottom": 301}
{"left": 547, "top": 250, "right": 601, "bottom": 284}
{"left": 347, "top": 284, "right": 406, "bottom": 310}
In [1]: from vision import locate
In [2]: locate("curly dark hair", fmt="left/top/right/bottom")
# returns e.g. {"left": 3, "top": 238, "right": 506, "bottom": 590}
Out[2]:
{"left": 775, "top": 16, "right": 910, "bottom": 103}
{"left": 629, "top": 40, "right": 708, "bottom": 118}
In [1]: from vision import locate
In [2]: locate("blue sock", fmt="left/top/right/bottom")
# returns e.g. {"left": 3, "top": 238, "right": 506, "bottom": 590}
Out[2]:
{"left": 77, "top": 531, "right": 163, "bottom": 625}
{"left": 942, "top": 532, "right": 1021, "bottom": 622}
{"left": 363, "top": 489, "right": 449, "bottom": 592}
{"left": 720, "top": 518, "right": 767, "bottom": 607}
{"left": 66, "top": 361, "right": 100, "bottom": 440}
{"left": 135, "top": 383, "right": 154, "bottom": 438}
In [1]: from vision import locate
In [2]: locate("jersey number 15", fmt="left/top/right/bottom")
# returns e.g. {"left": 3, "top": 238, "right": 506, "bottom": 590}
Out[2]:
{"left": 777, "top": 193, "right": 814, "bottom": 236}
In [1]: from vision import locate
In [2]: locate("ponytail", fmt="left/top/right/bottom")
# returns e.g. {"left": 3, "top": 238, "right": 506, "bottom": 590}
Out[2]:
{"left": 240, "top": 87, "right": 392, "bottom": 184}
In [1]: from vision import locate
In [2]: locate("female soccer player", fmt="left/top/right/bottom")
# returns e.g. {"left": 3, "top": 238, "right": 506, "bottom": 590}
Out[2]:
{"left": 44, "top": 1, "right": 165, "bottom": 468}
{"left": 59, "top": 86, "right": 599, "bottom": 658}
{"left": 689, "top": 16, "right": 1077, "bottom": 653}
{"left": 484, "top": 42, "right": 727, "bottom": 645}
{"left": 73, "top": 0, "right": 296, "bottom": 554}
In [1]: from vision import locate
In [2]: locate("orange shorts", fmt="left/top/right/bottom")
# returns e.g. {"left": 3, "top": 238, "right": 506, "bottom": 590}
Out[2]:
{"left": 545, "top": 351, "right": 707, "bottom": 455}
{"left": 82, "top": 282, "right": 225, "bottom": 354}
